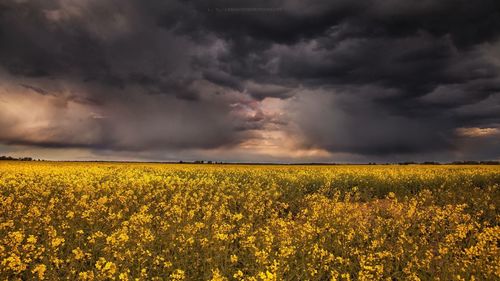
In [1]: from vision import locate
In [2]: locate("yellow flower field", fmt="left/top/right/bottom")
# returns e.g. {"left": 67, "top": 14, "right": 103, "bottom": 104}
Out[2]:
{"left": 0, "top": 162, "right": 499, "bottom": 280}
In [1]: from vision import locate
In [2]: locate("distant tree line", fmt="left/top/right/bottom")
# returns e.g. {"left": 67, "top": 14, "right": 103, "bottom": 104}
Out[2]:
{"left": 449, "top": 161, "right": 499, "bottom": 165}
{"left": 396, "top": 161, "right": 499, "bottom": 165}
{"left": 180, "top": 160, "right": 500, "bottom": 165}
{"left": 179, "top": 160, "right": 224, "bottom": 164}
{"left": 0, "top": 156, "right": 498, "bottom": 164}
{"left": 0, "top": 156, "right": 38, "bottom": 161}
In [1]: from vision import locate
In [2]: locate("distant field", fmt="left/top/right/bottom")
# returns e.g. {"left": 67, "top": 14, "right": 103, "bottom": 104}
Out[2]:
{"left": 0, "top": 162, "right": 499, "bottom": 280}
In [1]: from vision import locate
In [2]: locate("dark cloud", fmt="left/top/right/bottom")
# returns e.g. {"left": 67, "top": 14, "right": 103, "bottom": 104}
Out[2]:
{"left": 20, "top": 84, "right": 49, "bottom": 96}
{"left": 245, "top": 82, "right": 294, "bottom": 100}
{"left": 0, "top": 0, "right": 499, "bottom": 161}
{"left": 288, "top": 88, "right": 455, "bottom": 155}
{"left": 203, "top": 70, "right": 244, "bottom": 92}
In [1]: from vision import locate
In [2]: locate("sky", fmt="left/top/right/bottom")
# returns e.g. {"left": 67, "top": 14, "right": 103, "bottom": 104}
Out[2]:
{"left": 0, "top": 0, "right": 499, "bottom": 163}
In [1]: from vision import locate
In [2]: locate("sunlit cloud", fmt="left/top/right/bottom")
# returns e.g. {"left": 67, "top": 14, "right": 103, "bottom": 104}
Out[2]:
{"left": 456, "top": 127, "right": 500, "bottom": 138}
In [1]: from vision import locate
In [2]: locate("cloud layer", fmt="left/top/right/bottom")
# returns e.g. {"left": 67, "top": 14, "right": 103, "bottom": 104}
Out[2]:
{"left": 0, "top": 0, "right": 499, "bottom": 162}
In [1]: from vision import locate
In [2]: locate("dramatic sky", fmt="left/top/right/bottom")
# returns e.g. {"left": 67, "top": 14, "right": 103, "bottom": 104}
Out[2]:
{"left": 1, "top": 0, "right": 499, "bottom": 162}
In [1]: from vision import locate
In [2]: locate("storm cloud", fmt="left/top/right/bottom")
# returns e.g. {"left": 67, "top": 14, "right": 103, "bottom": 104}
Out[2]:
{"left": 0, "top": 0, "right": 499, "bottom": 162}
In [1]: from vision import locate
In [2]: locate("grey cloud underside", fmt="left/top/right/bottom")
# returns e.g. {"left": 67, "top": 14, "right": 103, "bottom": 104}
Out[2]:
{"left": 0, "top": 0, "right": 499, "bottom": 160}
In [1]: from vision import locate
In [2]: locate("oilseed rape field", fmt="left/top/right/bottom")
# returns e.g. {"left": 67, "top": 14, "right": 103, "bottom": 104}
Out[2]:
{"left": 0, "top": 162, "right": 499, "bottom": 281}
